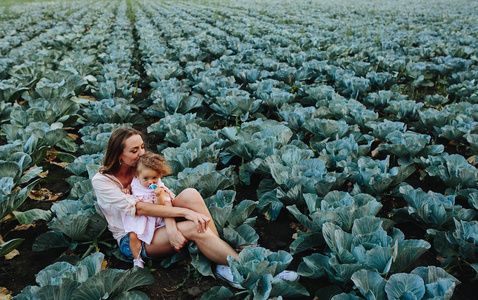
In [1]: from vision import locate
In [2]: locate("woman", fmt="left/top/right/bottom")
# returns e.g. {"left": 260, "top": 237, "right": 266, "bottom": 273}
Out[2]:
{"left": 91, "top": 126, "right": 241, "bottom": 285}
{"left": 92, "top": 126, "right": 297, "bottom": 289}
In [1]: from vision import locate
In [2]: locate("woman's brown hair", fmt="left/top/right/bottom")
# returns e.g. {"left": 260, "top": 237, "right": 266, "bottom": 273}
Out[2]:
{"left": 99, "top": 126, "right": 143, "bottom": 174}
{"left": 134, "top": 151, "right": 172, "bottom": 178}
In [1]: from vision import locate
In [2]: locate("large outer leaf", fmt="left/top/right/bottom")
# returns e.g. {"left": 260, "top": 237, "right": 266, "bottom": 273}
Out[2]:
{"left": 223, "top": 224, "right": 259, "bottom": 247}
{"left": 351, "top": 269, "right": 387, "bottom": 300}
{"left": 19, "top": 165, "right": 43, "bottom": 185}
{"left": 270, "top": 277, "right": 310, "bottom": 298}
{"left": 209, "top": 205, "right": 233, "bottom": 233}
{"left": 190, "top": 251, "right": 214, "bottom": 277}
{"left": 392, "top": 239, "right": 431, "bottom": 273}
{"left": 205, "top": 190, "right": 236, "bottom": 208}
{"left": 289, "top": 231, "right": 324, "bottom": 255}
{"left": 411, "top": 266, "right": 459, "bottom": 300}
{"left": 322, "top": 222, "right": 353, "bottom": 255}
{"left": 36, "top": 262, "right": 88, "bottom": 287}
{"left": 45, "top": 129, "right": 68, "bottom": 146}
{"left": 364, "top": 246, "right": 393, "bottom": 275}
{"left": 114, "top": 290, "right": 150, "bottom": 300}
{"left": 69, "top": 179, "right": 93, "bottom": 199}
{"left": 411, "top": 266, "right": 460, "bottom": 285}
{"left": 297, "top": 253, "right": 328, "bottom": 279}
{"left": 51, "top": 200, "right": 81, "bottom": 217}
{"left": 71, "top": 267, "right": 154, "bottom": 299}
{"left": 331, "top": 293, "right": 363, "bottom": 300}
{"left": 33, "top": 231, "right": 76, "bottom": 252}
{"left": 286, "top": 204, "right": 321, "bottom": 232}
{"left": 257, "top": 190, "right": 283, "bottom": 221}
{"left": 200, "top": 286, "right": 234, "bottom": 300}
{"left": 35, "top": 278, "right": 79, "bottom": 300}
{"left": 385, "top": 273, "right": 425, "bottom": 300}
{"left": 49, "top": 215, "right": 90, "bottom": 241}
{"left": 252, "top": 274, "right": 273, "bottom": 300}
{"left": 0, "top": 238, "right": 24, "bottom": 257}
{"left": 14, "top": 209, "right": 52, "bottom": 225}
{"left": 0, "top": 161, "right": 21, "bottom": 182}
{"left": 0, "top": 178, "right": 40, "bottom": 220}
{"left": 228, "top": 200, "right": 257, "bottom": 228}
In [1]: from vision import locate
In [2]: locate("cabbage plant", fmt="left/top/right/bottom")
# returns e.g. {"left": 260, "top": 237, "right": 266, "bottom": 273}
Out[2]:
{"left": 208, "top": 87, "right": 261, "bottom": 122}
{"left": 0, "top": 81, "right": 29, "bottom": 103}
{"left": 298, "top": 217, "right": 431, "bottom": 285}
{"left": 0, "top": 152, "right": 42, "bottom": 257}
{"left": 33, "top": 190, "right": 109, "bottom": 257}
{"left": 162, "top": 139, "right": 224, "bottom": 175}
{"left": 391, "top": 183, "right": 476, "bottom": 230}
{"left": 424, "top": 153, "right": 478, "bottom": 189}
{"left": 428, "top": 218, "right": 478, "bottom": 277}
{"left": 287, "top": 191, "right": 382, "bottom": 254}
{"left": 225, "top": 247, "right": 309, "bottom": 299}
{"left": 277, "top": 103, "right": 323, "bottom": 134}
{"left": 221, "top": 118, "right": 294, "bottom": 170}
{"left": 11, "top": 252, "right": 154, "bottom": 300}
{"left": 363, "top": 91, "right": 407, "bottom": 110}
{"left": 147, "top": 113, "right": 218, "bottom": 147}
{"left": 378, "top": 131, "right": 444, "bottom": 159}
{"left": 77, "top": 123, "right": 131, "bottom": 156}
{"left": 2, "top": 122, "right": 77, "bottom": 164}
{"left": 383, "top": 100, "right": 423, "bottom": 121}
{"left": 418, "top": 108, "right": 452, "bottom": 136}
{"left": 343, "top": 156, "right": 415, "bottom": 196}
{"left": 206, "top": 190, "right": 259, "bottom": 248}
{"left": 350, "top": 266, "right": 460, "bottom": 300}
{"left": 366, "top": 120, "right": 406, "bottom": 141}
{"left": 314, "top": 134, "right": 374, "bottom": 169}
{"left": 304, "top": 118, "right": 355, "bottom": 141}
{"left": 162, "top": 162, "right": 238, "bottom": 199}
{"left": 258, "top": 156, "right": 347, "bottom": 221}
{"left": 146, "top": 77, "right": 204, "bottom": 115}
{"left": 81, "top": 98, "right": 145, "bottom": 125}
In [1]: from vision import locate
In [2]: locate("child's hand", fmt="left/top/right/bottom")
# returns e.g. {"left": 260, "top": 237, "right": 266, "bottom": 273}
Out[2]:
{"left": 153, "top": 187, "right": 166, "bottom": 205}
{"left": 122, "top": 185, "right": 131, "bottom": 194}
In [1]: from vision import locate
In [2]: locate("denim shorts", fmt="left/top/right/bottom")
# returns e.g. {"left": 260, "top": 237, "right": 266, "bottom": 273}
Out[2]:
{"left": 119, "top": 233, "right": 152, "bottom": 259}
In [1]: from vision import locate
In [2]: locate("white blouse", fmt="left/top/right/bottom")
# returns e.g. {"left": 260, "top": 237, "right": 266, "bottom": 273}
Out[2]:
{"left": 91, "top": 172, "right": 140, "bottom": 243}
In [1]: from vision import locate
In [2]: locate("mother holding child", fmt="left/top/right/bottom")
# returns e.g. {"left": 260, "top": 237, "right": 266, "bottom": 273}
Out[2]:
{"left": 92, "top": 126, "right": 297, "bottom": 289}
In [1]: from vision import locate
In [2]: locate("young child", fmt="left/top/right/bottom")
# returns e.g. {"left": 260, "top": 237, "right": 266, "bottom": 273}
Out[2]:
{"left": 122, "top": 151, "right": 175, "bottom": 268}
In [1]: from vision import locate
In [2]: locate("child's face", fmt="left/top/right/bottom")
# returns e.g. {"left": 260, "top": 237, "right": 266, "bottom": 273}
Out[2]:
{"left": 137, "top": 167, "right": 160, "bottom": 188}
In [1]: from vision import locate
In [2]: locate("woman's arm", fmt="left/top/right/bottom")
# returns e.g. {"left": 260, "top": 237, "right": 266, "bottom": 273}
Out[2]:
{"left": 136, "top": 200, "right": 210, "bottom": 233}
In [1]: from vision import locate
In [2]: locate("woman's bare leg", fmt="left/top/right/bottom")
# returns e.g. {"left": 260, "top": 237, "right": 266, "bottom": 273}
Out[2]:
{"left": 144, "top": 220, "right": 239, "bottom": 265}
{"left": 172, "top": 188, "right": 219, "bottom": 237}
{"left": 143, "top": 226, "right": 176, "bottom": 257}
{"left": 176, "top": 220, "right": 239, "bottom": 265}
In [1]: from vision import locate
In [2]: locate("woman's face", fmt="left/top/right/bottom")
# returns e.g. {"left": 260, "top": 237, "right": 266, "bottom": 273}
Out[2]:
{"left": 119, "top": 134, "right": 145, "bottom": 168}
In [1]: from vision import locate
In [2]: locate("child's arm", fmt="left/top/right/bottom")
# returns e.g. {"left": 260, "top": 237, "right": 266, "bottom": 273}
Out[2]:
{"left": 151, "top": 183, "right": 174, "bottom": 205}
{"left": 152, "top": 187, "right": 167, "bottom": 205}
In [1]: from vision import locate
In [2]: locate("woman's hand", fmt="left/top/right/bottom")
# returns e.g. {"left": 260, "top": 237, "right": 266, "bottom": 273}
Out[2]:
{"left": 184, "top": 210, "right": 210, "bottom": 233}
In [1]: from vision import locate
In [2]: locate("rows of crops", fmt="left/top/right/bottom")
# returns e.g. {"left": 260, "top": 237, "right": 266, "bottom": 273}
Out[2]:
{"left": 1, "top": 0, "right": 477, "bottom": 298}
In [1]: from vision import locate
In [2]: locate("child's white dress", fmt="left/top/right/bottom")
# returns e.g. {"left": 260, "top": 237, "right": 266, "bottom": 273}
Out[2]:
{"left": 122, "top": 177, "right": 172, "bottom": 244}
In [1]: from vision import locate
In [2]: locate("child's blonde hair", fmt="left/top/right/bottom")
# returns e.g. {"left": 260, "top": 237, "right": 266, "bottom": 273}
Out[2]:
{"left": 135, "top": 151, "right": 172, "bottom": 178}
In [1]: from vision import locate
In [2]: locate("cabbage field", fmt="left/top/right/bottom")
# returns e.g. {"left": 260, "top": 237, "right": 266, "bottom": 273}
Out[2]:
{"left": 1, "top": 0, "right": 477, "bottom": 299}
